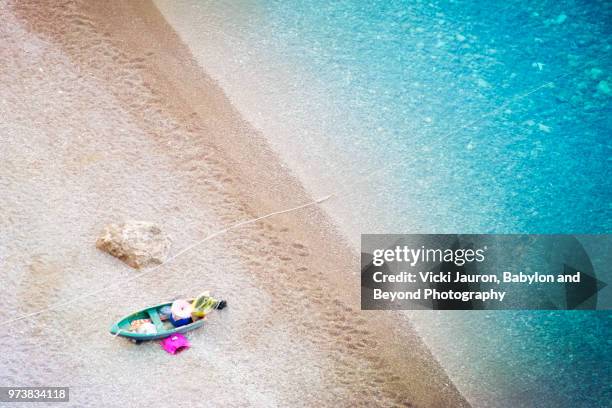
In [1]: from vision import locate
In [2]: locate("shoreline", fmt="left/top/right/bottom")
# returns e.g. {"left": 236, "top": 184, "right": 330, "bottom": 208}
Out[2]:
{"left": 4, "top": 1, "right": 469, "bottom": 406}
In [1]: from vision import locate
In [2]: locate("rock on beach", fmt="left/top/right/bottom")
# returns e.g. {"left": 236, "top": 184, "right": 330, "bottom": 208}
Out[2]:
{"left": 96, "top": 221, "right": 171, "bottom": 269}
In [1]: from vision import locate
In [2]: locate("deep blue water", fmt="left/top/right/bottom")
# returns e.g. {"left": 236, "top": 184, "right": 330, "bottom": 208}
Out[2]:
{"left": 164, "top": 0, "right": 611, "bottom": 406}
{"left": 252, "top": 1, "right": 612, "bottom": 406}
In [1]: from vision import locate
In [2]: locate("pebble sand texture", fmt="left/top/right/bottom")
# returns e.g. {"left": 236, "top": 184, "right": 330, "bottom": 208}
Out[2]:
{"left": 1, "top": 1, "right": 468, "bottom": 407}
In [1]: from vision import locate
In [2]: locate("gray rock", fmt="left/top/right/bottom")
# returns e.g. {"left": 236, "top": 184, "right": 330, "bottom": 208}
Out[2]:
{"left": 96, "top": 221, "right": 171, "bottom": 269}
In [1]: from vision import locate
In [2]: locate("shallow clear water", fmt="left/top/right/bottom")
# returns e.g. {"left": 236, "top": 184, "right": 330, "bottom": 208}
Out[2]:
{"left": 258, "top": 0, "right": 612, "bottom": 234}
{"left": 156, "top": 0, "right": 611, "bottom": 406}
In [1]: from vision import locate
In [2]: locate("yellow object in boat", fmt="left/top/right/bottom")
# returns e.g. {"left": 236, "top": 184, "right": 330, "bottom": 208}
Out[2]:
{"left": 191, "top": 291, "right": 219, "bottom": 318}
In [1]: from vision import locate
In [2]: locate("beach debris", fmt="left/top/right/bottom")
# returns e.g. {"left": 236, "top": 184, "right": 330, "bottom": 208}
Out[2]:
{"left": 161, "top": 333, "right": 190, "bottom": 355}
{"left": 96, "top": 221, "right": 171, "bottom": 269}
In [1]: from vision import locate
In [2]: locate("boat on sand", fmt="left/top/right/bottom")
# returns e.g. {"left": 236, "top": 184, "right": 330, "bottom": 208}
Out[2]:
{"left": 110, "top": 296, "right": 226, "bottom": 342}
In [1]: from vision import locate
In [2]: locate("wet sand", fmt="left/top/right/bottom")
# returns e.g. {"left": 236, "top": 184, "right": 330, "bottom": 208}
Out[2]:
{"left": 0, "top": 1, "right": 468, "bottom": 406}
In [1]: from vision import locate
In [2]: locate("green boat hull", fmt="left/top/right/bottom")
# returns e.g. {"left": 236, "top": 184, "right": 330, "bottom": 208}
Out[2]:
{"left": 110, "top": 299, "right": 205, "bottom": 341}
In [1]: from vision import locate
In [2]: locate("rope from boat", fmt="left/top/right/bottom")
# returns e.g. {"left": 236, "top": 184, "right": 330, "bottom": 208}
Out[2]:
{"left": 112, "top": 329, "right": 125, "bottom": 338}
{"left": 1, "top": 194, "right": 334, "bottom": 326}
{"left": 1, "top": 56, "right": 605, "bottom": 329}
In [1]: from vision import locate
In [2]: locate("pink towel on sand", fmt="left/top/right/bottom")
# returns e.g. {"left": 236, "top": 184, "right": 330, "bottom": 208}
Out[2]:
{"left": 160, "top": 333, "right": 190, "bottom": 354}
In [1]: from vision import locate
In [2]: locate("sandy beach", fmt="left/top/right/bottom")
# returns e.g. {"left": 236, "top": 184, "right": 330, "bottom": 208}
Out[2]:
{"left": 1, "top": 1, "right": 468, "bottom": 406}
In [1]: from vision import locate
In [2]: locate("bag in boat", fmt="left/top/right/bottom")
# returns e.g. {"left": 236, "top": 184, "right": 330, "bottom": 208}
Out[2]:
{"left": 191, "top": 292, "right": 224, "bottom": 318}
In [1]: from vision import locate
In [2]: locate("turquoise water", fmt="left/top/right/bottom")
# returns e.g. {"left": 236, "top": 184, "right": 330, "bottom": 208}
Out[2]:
{"left": 260, "top": 0, "right": 612, "bottom": 234}
{"left": 250, "top": 2, "right": 611, "bottom": 406}
{"left": 157, "top": 0, "right": 611, "bottom": 406}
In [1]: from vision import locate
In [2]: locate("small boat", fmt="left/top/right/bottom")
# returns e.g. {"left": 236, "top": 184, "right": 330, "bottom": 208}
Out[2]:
{"left": 110, "top": 297, "right": 224, "bottom": 342}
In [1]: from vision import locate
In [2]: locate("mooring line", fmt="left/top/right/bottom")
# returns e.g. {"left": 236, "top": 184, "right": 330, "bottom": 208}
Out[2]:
{"left": 327, "top": 60, "right": 597, "bottom": 202}
{"left": 2, "top": 55, "right": 607, "bottom": 328}
{"left": 0, "top": 194, "right": 334, "bottom": 326}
